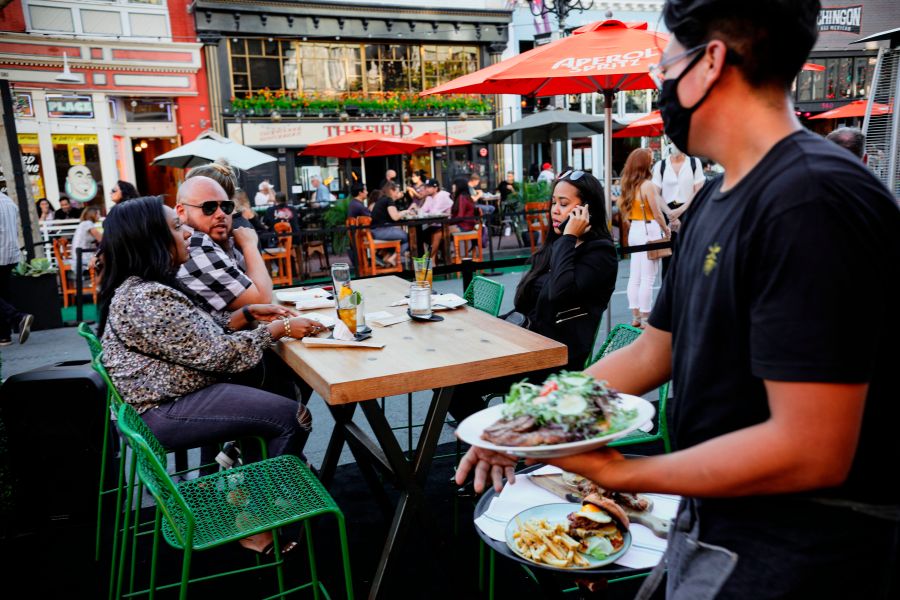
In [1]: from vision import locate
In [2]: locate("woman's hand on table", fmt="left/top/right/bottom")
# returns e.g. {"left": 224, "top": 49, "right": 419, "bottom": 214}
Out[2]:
{"left": 247, "top": 303, "right": 298, "bottom": 323}
{"left": 455, "top": 446, "right": 518, "bottom": 494}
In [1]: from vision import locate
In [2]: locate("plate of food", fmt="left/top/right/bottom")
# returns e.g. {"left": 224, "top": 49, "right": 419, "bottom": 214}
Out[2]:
{"left": 456, "top": 371, "right": 654, "bottom": 458}
{"left": 505, "top": 496, "right": 631, "bottom": 571}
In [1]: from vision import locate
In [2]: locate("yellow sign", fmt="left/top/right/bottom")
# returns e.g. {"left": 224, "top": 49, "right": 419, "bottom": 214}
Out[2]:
{"left": 17, "top": 133, "right": 38, "bottom": 145}
{"left": 51, "top": 134, "right": 98, "bottom": 145}
{"left": 68, "top": 144, "right": 86, "bottom": 166}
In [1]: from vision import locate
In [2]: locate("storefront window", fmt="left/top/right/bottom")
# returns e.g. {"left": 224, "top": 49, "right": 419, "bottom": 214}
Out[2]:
{"left": 296, "top": 43, "right": 362, "bottom": 93}
{"left": 52, "top": 134, "right": 102, "bottom": 206}
{"left": 230, "top": 39, "right": 480, "bottom": 97}
{"left": 229, "top": 38, "right": 289, "bottom": 96}
{"left": 836, "top": 57, "right": 852, "bottom": 99}
{"left": 0, "top": 134, "right": 44, "bottom": 199}
{"left": 365, "top": 44, "right": 421, "bottom": 93}
{"left": 124, "top": 98, "right": 172, "bottom": 122}
{"left": 422, "top": 45, "right": 479, "bottom": 90}
{"left": 797, "top": 70, "right": 813, "bottom": 102}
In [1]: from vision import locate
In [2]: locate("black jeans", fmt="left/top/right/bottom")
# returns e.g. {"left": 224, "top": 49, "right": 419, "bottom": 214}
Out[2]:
{"left": 0, "top": 263, "right": 25, "bottom": 339}
{"left": 141, "top": 382, "right": 312, "bottom": 460}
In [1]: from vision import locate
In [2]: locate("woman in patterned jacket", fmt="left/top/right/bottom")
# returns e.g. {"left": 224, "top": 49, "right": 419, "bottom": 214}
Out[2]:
{"left": 97, "top": 196, "right": 324, "bottom": 554}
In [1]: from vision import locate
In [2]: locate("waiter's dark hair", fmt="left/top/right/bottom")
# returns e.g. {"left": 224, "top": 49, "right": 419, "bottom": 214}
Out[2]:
{"left": 97, "top": 196, "right": 181, "bottom": 336}
{"left": 663, "top": 0, "right": 820, "bottom": 90}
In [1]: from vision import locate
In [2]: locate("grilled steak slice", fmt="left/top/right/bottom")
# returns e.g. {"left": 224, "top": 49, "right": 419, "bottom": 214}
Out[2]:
{"left": 481, "top": 417, "right": 573, "bottom": 446}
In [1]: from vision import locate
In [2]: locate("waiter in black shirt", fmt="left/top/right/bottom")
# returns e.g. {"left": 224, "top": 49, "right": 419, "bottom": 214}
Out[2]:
{"left": 455, "top": 2, "right": 900, "bottom": 598}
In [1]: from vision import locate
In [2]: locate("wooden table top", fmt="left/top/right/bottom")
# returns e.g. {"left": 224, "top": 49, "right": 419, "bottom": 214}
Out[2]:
{"left": 274, "top": 276, "right": 568, "bottom": 405}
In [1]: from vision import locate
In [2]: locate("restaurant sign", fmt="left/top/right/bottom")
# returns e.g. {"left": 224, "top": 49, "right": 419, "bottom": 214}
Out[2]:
{"left": 818, "top": 5, "right": 862, "bottom": 33}
{"left": 46, "top": 95, "right": 94, "bottom": 119}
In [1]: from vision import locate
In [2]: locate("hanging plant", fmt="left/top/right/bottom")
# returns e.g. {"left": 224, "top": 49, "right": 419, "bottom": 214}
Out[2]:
{"left": 228, "top": 92, "right": 492, "bottom": 117}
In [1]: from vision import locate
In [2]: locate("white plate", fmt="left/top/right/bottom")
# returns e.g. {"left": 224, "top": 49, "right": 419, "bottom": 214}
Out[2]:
{"left": 456, "top": 393, "right": 655, "bottom": 459}
{"left": 505, "top": 503, "right": 631, "bottom": 571}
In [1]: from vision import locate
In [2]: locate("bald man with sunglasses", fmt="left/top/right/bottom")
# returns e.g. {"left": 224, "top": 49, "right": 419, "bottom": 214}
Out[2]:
{"left": 176, "top": 176, "right": 273, "bottom": 316}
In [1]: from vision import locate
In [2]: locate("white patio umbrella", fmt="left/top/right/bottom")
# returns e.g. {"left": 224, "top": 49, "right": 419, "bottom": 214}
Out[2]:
{"left": 151, "top": 130, "right": 276, "bottom": 170}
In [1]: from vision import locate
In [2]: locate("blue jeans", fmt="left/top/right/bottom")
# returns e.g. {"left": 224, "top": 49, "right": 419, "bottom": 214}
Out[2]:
{"left": 373, "top": 225, "right": 409, "bottom": 255}
{"left": 142, "top": 382, "right": 312, "bottom": 460}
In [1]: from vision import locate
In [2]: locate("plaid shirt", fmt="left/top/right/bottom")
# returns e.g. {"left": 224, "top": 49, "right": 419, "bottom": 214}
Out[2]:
{"left": 177, "top": 231, "right": 251, "bottom": 315}
{"left": 0, "top": 193, "right": 21, "bottom": 266}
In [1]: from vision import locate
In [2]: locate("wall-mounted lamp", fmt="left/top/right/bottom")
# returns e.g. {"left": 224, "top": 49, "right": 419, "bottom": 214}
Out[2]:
{"left": 55, "top": 52, "right": 80, "bottom": 83}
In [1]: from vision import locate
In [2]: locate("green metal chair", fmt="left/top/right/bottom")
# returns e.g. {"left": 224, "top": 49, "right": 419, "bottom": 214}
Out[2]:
{"left": 585, "top": 323, "right": 671, "bottom": 453}
{"left": 78, "top": 322, "right": 117, "bottom": 563}
{"left": 115, "top": 401, "right": 354, "bottom": 600}
{"left": 463, "top": 276, "right": 505, "bottom": 317}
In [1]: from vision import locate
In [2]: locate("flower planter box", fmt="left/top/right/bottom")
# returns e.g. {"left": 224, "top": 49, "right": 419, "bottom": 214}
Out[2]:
{"left": 9, "top": 273, "right": 63, "bottom": 330}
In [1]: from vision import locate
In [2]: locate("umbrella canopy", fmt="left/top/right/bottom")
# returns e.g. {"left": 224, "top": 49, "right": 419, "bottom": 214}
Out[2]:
{"left": 802, "top": 62, "right": 826, "bottom": 71}
{"left": 421, "top": 19, "right": 668, "bottom": 219}
{"left": 151, "top": 130, "right": 276, "bottom": 170}
{"left": 809, "top": 99, "right": 892, "bottom": 120}
{"left": 475, "top": 109, "right": 623, "bottom": 144}
{"left": 300, "top": 130, "right": 424, "bottom": 183}
{"left": 411, "top": 131, "right": 472, "bottom": 147}
{"left": 613, "top": 110, "right": 664, "bottom": 138}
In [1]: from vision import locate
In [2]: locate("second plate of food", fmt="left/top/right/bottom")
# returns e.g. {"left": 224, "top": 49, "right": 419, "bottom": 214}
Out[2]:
{"left": 505, "top": 503, "right": 631, "bottom": 572}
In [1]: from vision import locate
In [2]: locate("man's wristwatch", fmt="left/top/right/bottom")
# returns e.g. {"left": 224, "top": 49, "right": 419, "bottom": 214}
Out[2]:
{"left": 241, "top": 305, "right": 255, "bottom": 325}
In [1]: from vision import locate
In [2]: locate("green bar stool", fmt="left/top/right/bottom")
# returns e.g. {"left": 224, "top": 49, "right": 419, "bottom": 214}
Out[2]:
{"left": 463, "top": 276, "right": 505, "bottom": 317}
{"left": 115, "top": 402, "right": 354, "bottom": 600}
{"left": 584, "top": 323, "right": 671, "bottom": 453}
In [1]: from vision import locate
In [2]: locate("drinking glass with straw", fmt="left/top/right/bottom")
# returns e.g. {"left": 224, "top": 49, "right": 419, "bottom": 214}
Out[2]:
{"left": 413, "top": 255, "right": 433, "bottom": 287}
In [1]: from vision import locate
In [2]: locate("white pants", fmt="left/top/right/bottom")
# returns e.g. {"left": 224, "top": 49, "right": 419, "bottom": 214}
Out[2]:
{"left": 627, "top": 220, "right": 660, "bottom": 314}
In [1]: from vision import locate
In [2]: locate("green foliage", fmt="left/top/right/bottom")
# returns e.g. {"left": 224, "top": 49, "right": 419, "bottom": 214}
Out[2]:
{"left": 229, "top": 91, "right": 493, "bottom": 117}
{"left": 323, "top": 198, "right": 351, "bottom": 255}
{"left": 13, "top": 257, "right": 56, "bottom": 277}
{"left": 507, "top": 180, "right": 551, "bottom": 209}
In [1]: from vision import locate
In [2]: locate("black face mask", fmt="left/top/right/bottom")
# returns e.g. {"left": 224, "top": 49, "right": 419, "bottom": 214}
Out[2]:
{"left": 658, "top": 51, "right": 717, "bottom": 155}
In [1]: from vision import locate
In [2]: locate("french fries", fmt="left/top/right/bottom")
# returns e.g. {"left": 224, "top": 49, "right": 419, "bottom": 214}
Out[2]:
{"left": 512, "top": 518, "right": 591, "bottom": 568}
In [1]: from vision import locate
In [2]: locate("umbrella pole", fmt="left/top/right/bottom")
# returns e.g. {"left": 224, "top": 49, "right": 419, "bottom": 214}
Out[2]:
{"left": 360, "top": 152, "right": 367, "bottom": 185}
{"left": 603, "top": 90, "right": 615, "bottom": 340}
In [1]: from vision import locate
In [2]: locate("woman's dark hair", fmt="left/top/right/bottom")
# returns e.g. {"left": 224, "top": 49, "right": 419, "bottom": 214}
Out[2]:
{"left": 381, "top": 181, "right": 399, "bottom": 196}
{"left": 97, "top": 196, "right": 180, "bottom": 336}
{"left": 116, "top": 180, "right": 140, "bottom": 201}
{"left": 36, "top": 198, "right": 51, "bottom": 211}
{"left": 451, "top": 176, "right": 470, "bottom": 217}
{"left": 514, "top": 171, "right": 611, "bottom": 309}
{"left": 663, "top": 0, "right": 819, "bottom": 90}
{"left": 367, "top": 189, "right": 383, "bottom": 207}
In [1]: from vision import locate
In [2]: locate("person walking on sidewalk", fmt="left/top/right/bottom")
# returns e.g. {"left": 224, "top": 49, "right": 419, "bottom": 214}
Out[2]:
{"left": 0, "top": 191, "right": 34, "bottom": 345}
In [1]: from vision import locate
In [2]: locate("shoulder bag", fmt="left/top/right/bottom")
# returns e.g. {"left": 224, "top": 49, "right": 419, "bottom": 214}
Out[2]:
{"left": 640, "top": 195, "right": 672, "bottom": 260}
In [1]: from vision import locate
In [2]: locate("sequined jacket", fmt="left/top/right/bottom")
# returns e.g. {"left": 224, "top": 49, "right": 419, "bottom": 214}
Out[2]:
{"left": 101, "top": 276, "right": 272, "bottom": 413}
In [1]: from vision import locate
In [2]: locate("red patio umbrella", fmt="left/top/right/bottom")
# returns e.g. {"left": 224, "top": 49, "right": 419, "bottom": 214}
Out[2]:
{"left": 809, "top": 99, "right": 892, "bottom": 120}
{"left": 411, "top": 131, "right": 472, "bottom": 147}
{"left": 421, "top": 20, "right": 669, "bottom": 217}
{"left": 300, "top": 130, "right": 424, "bottom": 183}
{"left": 613, "top": 110, "right": 664, "bottom": 138}
{"left": 802, "top": 62, "right": 825, "bottom": 71}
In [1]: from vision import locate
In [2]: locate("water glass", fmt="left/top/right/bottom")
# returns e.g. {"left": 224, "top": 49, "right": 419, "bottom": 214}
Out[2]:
{"left": 409, "top": 281, "right": 432, "bottom": 319}
{"left": 331, "top": 262, "right": 351, "bottom": 292}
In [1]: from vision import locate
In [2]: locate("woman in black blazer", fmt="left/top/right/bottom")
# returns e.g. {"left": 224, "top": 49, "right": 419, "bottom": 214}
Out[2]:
{"left": 449, "top": 170, "right": 618, "bottom": 421}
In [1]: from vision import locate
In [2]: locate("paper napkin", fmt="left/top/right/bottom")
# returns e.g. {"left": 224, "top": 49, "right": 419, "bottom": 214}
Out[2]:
{"left": 296, "top": 298, "right": 335, "bottom": 310}
{"left": 332, "top": 319, "right": 356, "bottom": 341}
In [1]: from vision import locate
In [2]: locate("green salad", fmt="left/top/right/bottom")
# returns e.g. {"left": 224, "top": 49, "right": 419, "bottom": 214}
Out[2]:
{"left": 500, "top": 372, "right": 637, "bottom": 441}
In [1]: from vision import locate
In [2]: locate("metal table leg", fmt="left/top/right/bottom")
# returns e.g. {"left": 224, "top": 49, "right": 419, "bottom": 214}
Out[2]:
{"left": 354, "top": 386, "right": 455, "bottom": 599}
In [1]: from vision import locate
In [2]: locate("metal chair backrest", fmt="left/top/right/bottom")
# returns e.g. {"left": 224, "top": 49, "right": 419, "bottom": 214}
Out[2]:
{"left": 78, "top": 322, "right": 103, "bottom": 359}
{"left": 463, "top": 276, "right": 505, "bottom": 317}
{"left": 116, "top": 402, "right": 195, "bottom": 548}
{"left": 586, "top": 323, "right": 642, "bottom": 368}
{"left": 90, "top": 353, "right": 125, "bottom": 409}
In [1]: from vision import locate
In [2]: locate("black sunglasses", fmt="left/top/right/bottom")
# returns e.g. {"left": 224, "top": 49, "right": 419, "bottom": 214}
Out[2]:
{"left": 182, "top": 200, "right": 235, "bottom": 216}
{"left": 558, "top": 170, "right": 586, "bottom": 181}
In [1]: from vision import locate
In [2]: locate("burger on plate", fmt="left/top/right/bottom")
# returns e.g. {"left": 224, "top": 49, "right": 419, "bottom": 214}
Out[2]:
{"left": 566, "top": 493, "right": 629, "bottom": 560}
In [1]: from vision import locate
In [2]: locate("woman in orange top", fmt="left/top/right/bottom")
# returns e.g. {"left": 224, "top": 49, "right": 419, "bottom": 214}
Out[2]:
{"left": 618, "top": 148, "right": 670, "bottom": 328}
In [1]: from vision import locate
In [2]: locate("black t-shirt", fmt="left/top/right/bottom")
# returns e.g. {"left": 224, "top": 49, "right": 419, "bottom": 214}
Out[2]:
{"left": 650, "top": 130, "right": 900, "bottom": 512}
{"left": 497, "top": 181, "right": 515, "bottom": 202}
{"left": 371, "top": 196, "right": 396, "bottom": 227}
